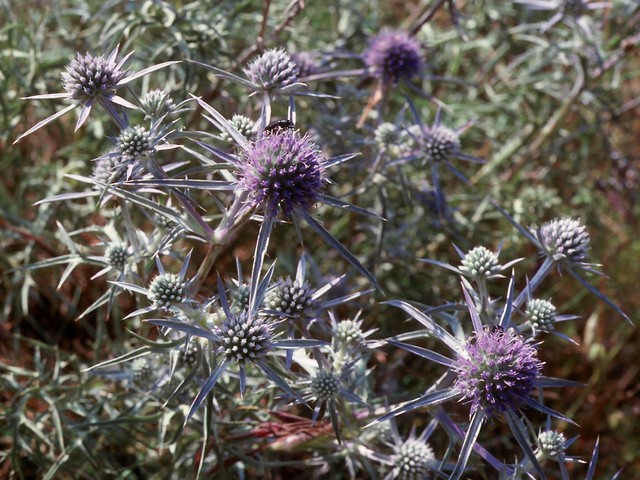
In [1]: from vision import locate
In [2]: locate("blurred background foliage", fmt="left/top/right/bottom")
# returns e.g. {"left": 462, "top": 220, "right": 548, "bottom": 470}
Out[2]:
{"left": 1, "top": 0, "right": 639, "bottom": 478}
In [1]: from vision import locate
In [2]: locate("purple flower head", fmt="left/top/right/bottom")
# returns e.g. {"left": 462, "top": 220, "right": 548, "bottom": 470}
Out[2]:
{"left": 452, "top": 327, "right": 543, "bottom": 417}
{"left": 244, "top": 48, "right": 300, "bottom": 92}
{"left": 364, "top": 30, "right": 423, "bottom": 84}
{"left": 239, "top": 130, "right": 327, "bottom": 218}
{"left": 62, "top": 51, "right": 129, "bottom": 103}
{"left": 538, "top": 217, "right": 590, "bottom": 264}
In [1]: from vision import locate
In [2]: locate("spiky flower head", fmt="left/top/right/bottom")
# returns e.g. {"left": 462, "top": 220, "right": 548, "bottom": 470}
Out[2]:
{"left": 117, "top": 125, "right": 155, "bottom": 161}
{"left": 459, "top": 246, "right": 501, "bottom": 279}
{"left": 215, "top": 311, "right": 273, "bottom": 364}
{"left": 452, "top": 328, "right": 543, "bottom": 417}
{"left": 230, "top": 282, "right": 251, "bottom": 311}
{"left": 424, "top": 125, "right": 460, "bottom": 163}
{"left": 92, "top": 153, "right": 125, "bottom": 184}
{"left": 333, "top": 319, "right": 366, "bottom": 349}
{"left": 140, "top": 89, "right": 176, "bottom": 119}
{"left": 148, "top": 273, "right": 185, "bottom": 309}
{"left": 526, "top": 299, "right": 557, "bottom": 333}
{"left": 290, "top": 51, "right": 321, "bottom": 78}
{"left": 311, "top": 370, "right": 340, "bottom": 401}
{"left": 538, "top": 217, "right": 590, "bottom": 264}
{"left": 393, "top": 439, "right": 435, "bottom": 480}
{"left": 220, "top": 114, "right": 255, "bottom": 142}
{"left": 537, "top": 429, "right": 567, "bottom": 460}
{"left": 61, "top": 51, "right": 128, "bottom": 103}
{"left": 238, "top": 130, "right": 327, "bottom": 217}
{"left": 364, "top": 30, "right": 423, "bottom": 84}
{"left": 105, "top": 243, "right": 129, "bottom": 270}
{"left": 263, "top": 277, "right": 316, "bottom": 320}
{"left": 244, "top": 48, "right": 300, "bottom": 92}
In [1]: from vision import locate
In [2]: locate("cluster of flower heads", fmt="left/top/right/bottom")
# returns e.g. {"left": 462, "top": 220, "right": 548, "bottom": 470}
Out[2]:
{"left": 13, "top": 14, "right": 632, "bottom": 480}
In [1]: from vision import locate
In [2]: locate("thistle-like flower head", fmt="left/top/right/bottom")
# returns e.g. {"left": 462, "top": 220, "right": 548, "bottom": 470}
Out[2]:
{"left": 244, "top": 48, "right": 300, "bottom": 92}
{"left": 263, "top": 277, "right": 316, "bottom": 320}
{"left": 453, "top": 327, "right": 543, "bottom": 417}
{"left": 62, "top": 51, "right": 128, "bottom": 103}
{"left": 333, "top": 319, "right": 366, "bottom": 349}
{"left": 105, "top": 243, "right": 129, "bottom": 271}
{"left": 525, "top": 298, "right": 557, "bottom": 333}
{"left": 393, "top": 439, "right": 435, "bottom": 480}
{"left": 459, "top": 246, "right": 502, "bottom": 279}
{"left": 230, "top": 282, "right": 251, "bottom": 312}
{"left": 117, "top": 125, "right": 154, "bottom": 161}
{"left": 311, "top": 370, "right": 340, "bottom": 401}
{"left": 537, "top": 429, "right": 568, "bottom": 460}
{"left": 220, "top": 114, "right": 255, "bottom": 143}
{"left": 424, "top": 125, "right": 461, "bottom": 163}
{"left": 538, "top": 217, "right": 590, "bottom": 264}
{"left": 148, "top": 273, "right": 185, "bottom": 310}
{"left": 365, "top": 30, "right": 423, "bottom": 84}
{"left": 140, "top": 89, "right": 176, "bottom": 119}
{"left": 239, "top": 130, "right": 327, "bottom": 217}
{"left": 215, "top": 311, "right": 273, "bottom": 364}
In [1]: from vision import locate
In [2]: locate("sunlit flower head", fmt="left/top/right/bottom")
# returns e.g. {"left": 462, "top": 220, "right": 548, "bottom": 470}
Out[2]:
{"left": 62, "top": 50, "right": 128, "bottom": 104}
{"left": 148, "top": 273, "right": 185, "bottom": 310}
{"left": 453, "top": 327, "right": 543, "bottom": 417}
{"left": 238, "top": 130, "right": 327, "bottom": 217}
{"left": 537, "top": 217, "right": 590, "bottom": 264}
{"left": 105, "top": 243, "right": 129, "bottom": 271}
{"left": 215, "top": 310, "right": 273, "bottom": 365}
{"left": 263, "top": 277, "right": 317, "bottom": 321}
{"left": 536, "top": 429, "right": 568, "bottom": 461}
{"left": 117, "top": 125, "right": 155, "bottom": 161}
{"left": 525, "top": 298, "right": 557, "bottom": 333}
{"left": 459, "top": 246, "right": 501, "bottom": 279}
{"left": 220, "top": 114, "right": 256, "bottom": 143}
{"left": 244, "top": 48, "right": 300, "bottom": 93}
{"left": 139, "top": 89, "right": 176, "bottom": 119}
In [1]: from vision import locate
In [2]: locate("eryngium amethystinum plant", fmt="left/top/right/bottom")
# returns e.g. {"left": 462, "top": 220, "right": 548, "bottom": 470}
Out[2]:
{"left": 5, "top": 0, "right": 637, "bottom": 478}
